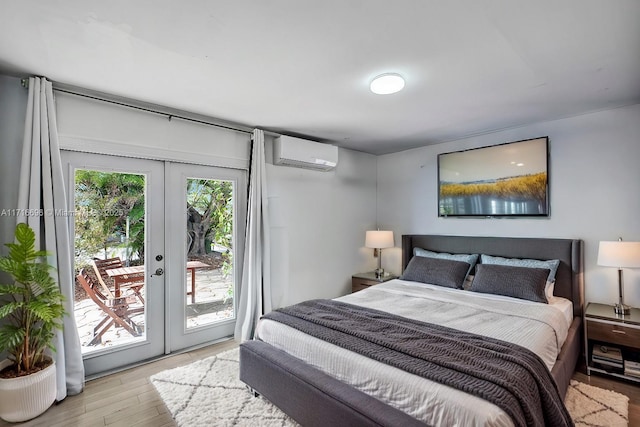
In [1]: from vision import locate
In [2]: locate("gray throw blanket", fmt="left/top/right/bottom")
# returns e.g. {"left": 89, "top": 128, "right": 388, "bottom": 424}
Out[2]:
{"left": 263, "top": 299, "right": 573, "bottom": 427}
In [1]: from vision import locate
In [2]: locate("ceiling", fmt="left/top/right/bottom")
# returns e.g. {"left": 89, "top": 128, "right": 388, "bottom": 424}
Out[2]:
{"left": 1, "top": 1, "right": 639, "bottom": 155}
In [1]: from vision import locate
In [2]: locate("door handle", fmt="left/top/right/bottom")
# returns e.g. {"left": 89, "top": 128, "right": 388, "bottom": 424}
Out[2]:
{"left": 153, "top": 268, "right": 164, "bottom": 276}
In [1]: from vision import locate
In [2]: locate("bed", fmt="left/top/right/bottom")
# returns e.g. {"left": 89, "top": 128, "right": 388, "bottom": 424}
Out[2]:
{"left": 239, "top": 235, "right": 584, "bottom": 426}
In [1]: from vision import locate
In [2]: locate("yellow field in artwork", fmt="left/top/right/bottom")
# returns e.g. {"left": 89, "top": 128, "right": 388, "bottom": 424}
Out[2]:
{"left": 440, "top": 172, "right": 547, "bottom": 200}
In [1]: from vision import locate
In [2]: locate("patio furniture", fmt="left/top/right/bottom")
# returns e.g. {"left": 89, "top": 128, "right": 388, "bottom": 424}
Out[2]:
{"left": 186, "top": 260, "right": 209, "bottom": 304}
{"left": 103, "top": 260, "right": 210, "bottom": 304}
{"left": 77, "top": 269, "right": 144, "bottom": 345}
{"left": 91, "top": 257, "right": 119, "bottom": 298}
{"left": 94, "top": 258, "right": 145, "bottom": 304}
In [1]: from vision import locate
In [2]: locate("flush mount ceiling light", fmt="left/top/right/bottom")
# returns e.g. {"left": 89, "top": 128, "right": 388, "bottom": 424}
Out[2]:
{"left": 370, "top": 73, "right": 405, "bottom": 95}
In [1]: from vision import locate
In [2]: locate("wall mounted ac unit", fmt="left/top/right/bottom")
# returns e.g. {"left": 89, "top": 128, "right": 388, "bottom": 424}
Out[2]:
{"left": 273, "top": 136, "right": 338, "bottom": 171}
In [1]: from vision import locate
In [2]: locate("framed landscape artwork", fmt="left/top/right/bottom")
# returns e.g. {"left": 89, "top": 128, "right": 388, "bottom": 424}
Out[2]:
{"left": 438, "top": 137, "right": 549, "bottom": 217}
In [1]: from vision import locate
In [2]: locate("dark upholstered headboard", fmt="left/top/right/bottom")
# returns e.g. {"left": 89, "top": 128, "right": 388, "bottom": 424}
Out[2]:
{"left": 402, "top": 235, "right": 584, "bottom": 317}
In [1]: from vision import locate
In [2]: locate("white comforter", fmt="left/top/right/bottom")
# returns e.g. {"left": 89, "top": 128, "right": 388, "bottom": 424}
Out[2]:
{"left": 256, "top": 279, "right": 572, "bottom": 427}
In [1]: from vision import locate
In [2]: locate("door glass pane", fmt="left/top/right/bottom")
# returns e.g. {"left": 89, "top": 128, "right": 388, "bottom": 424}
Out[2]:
{"left": 185, "top": 178, "right": 235, "bottom": 329}
{"left": 73, "top": 169, "right": 147, "bottom": 354}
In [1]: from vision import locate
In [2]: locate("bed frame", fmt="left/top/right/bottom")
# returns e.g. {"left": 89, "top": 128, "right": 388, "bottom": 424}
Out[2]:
{"left": 240, "top": 235, "right": 584, "bottom": 427}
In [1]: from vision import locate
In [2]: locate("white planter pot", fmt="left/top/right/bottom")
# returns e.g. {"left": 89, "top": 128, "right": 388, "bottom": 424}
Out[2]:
{"left": 0, "top": 359, "right": 57, "bottom": 422}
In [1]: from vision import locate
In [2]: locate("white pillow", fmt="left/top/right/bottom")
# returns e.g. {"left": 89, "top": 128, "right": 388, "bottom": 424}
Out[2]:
{"left": 545, "top": 280, "right": 556, "bottom": 302}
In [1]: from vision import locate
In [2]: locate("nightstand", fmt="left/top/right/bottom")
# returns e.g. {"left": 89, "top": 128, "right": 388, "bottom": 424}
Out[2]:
{"left": 351, "top": 271, "right": 398, "bottom": 293}
{"left": 585, "top": 302, "right": 640, "bottom": 382}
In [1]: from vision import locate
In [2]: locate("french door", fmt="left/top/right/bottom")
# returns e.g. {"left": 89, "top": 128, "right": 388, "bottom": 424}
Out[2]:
{"left": 165, "top": 163, "right": 245, "bottom": 351}
{"left": 62, "top": 152, "right": 245, "bottom": 376}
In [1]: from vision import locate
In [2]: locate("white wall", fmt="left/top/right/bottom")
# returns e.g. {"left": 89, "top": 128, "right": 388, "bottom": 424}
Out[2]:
{"left": 0, "top": 75, "right": 27, "bottom": 253}
{"left": 266, "top": 137, "right": 378, "bottom": 308}
{"left": 55, "top": 91, "right": 251, "bottom": 169}
{"left": 377, "top": 104, "right": 640, "bottom": 307}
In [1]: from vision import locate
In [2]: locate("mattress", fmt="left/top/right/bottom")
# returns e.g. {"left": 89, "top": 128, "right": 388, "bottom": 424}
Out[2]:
{"left": 256, "top": 279, "right": 572, "bottom": 426}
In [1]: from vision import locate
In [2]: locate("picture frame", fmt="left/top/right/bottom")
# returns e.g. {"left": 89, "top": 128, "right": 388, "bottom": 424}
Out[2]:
{"left": 438, "top": 137, "right": 549, "bottom": 217}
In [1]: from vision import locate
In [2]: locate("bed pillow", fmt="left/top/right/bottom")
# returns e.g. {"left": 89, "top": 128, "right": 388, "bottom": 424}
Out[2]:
{"left": 401, "top": 256, "right": 470, "bottom": 289}
{"left": 414, "top": 248, "right": 478, "bottom": 278}
{"left": 545, "top": 280, "right": 555, "bottom": 300}
{"left": 470, "top": 264, "right": 550, "bottom": 303}
{"left": 480, "top": 254, "right": 560, "bottom": 283}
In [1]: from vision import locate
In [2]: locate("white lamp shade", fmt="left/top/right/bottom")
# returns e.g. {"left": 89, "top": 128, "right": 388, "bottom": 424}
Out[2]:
{"left": 597, "top": 241, "right": 640, "bottom": 268}
{"left": 365, "top": 230, "right": 394, "bottom": 249}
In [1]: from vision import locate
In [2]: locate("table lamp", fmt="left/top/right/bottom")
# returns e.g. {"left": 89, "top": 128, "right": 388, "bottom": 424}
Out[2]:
{"left": 365, "top": 230, "right": 394, "bottom": 278}
{"left": 597, "top": 239, "right": 640, "bottom": 315}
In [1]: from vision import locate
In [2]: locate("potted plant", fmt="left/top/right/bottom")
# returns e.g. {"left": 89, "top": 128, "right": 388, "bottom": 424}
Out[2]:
{"left": 0, "top": 223, "right": 65, "bottom": 422}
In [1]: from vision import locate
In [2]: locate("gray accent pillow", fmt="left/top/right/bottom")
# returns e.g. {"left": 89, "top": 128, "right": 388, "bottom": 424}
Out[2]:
{"left": 470, "top": 264, "right": 550, "bottom": 303}
{"left": 480, "top": 254, "right": 560, "bottom": 283}
{"left": 400, "top": 256, "right": 470, "bottom": 289}
{"left": 413, "top": 248, "right": 478, "bottom": 278}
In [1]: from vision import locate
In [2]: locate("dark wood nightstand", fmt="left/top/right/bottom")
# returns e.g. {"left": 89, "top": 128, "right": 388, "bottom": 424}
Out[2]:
{"left": 585, "top": 302, "right": 640, "bottom": 382}
{"left": 351, "top": 272, "right": 398, "bottom": 293}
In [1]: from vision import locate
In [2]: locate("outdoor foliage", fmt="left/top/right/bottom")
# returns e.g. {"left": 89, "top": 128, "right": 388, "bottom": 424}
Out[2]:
{"left": 74, "top": 170, "right": 234, "bottom": 284}
{"left": 187, "top": 179, "right": 233, "bottom": 258}
{"left": 74, "top": 170, "right": 145, "bottom": 262}
{"left": 0, "top": 223, "right": 65, "bottom": 375}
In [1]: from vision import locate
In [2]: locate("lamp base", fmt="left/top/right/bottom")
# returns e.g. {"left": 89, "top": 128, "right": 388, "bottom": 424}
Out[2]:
{"left": 614, "top": 303, "right": 631, "bottom": 316}
{"left": 374, "top": 268, "right": 385, "bottom": 279}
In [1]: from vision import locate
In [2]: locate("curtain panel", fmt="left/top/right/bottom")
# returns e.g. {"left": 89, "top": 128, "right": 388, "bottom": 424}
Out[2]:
{"left": 17, "top": 76, "right": 84, "bottom": 399}
{"left": 235, "top": 129, "right": 272, "bottom": 341}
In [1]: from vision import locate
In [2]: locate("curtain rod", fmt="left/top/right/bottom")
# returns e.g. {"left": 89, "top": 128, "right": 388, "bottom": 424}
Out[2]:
{"left": 51, "top": 82, "right": 255, "bottom": 135}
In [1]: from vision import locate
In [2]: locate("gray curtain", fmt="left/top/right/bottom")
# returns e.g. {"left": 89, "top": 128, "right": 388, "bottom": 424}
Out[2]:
{"left": 235, "top": 129, "right": 272, "bottom": 341}
{"left": 17, "top": 77, "right": 84, "bottom": 399}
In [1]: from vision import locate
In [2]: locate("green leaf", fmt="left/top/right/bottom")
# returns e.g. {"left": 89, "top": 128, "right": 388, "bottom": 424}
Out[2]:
{"left": 0, "top": 284, "right": 25, "bottom": 296}
{"left": 0, "top": 223, "right": 65, "bottom": 371}
{"left": 0, "top": 326, "right": 26, "bottom": 353}
{"left": 27, "top": 300, "right": 63, "bottom": 322}
{"left": 0, "top": 301, "right": 24, "bottom": 318}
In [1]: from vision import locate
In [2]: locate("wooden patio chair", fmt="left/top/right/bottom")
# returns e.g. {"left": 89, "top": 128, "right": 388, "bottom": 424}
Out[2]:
{"left": 91, "top": 257, "right": 121, "bottom": 298}
{"left": 92, "top": 257, "right": 145, "bottom": 304}
{"left": 77, "top": 269, "right": 144, "bottom": 346}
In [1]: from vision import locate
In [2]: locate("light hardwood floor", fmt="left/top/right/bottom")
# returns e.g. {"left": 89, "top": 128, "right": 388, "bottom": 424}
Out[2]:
{"left": 0, "top": 339, "right": 237, "bottom": 427}
{"left": 2, "top": 343, "right": 639, "bottom": 426}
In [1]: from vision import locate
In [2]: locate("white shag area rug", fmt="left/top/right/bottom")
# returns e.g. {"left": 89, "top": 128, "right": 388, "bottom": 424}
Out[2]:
{"left": 151, "top": 348, "right": 298, "bottom": 426}
{"left": 151, "top": 348, "right": 629, "bottom": 427}
{"left": 565, "top": 379, "right": 629, "bottom": 427}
